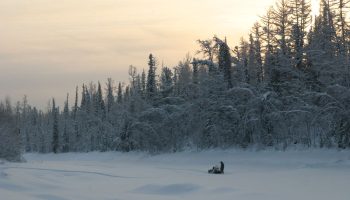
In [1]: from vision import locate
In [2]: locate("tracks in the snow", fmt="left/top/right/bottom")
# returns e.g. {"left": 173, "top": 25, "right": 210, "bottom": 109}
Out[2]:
{"left": 0, "top": 166, "right": 138, "bottom": 179}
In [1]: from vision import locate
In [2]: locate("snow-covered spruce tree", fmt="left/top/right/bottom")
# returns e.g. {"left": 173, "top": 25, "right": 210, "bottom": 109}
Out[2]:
{"left": 191, "top": 59, "right": 201, "bottom": 98}
{"left": 146, "top": 54, "right": 157, "bottom": 99}
{"left": 141, "top": 69, "right": 146, "bottom": 98}
{"left": 124, "top": 86, "right": 130, "bottom": 102}
{"left": 216, "top": 37, "right": 233, "bottom": 89}
{"left": 72, "top": 86, "right": 78, "bottom": 119}
{"left": 25, "top": 107, "right": 38, "bottom": 152}
{"left": 72, "top": 84, "right": 88, "bottom": 152}
{"left": 17, "top": 96, "right": 40, "bottom": 153}
{"left": 174, "top": 54, "right": 194, "bottom": 99}
{"left": 232, "top": 38, "right": 249, "bottom": 83}
{"left": 160, "top": 66, "right": 174, "bottom": 97}
{"left": 71, "top": 87, "right": 79, "bottom": 152}
{"left": 118, "top": 114, "right": 133, "bottom": 152}
{"left": 116, "top": 82, "right": 122, "bottom": 104}
{"left": 95, "top": 82, "right": 106, "bottom": 119}
{"left": 305, "top": 18, "right": 323, "bottom": 90}
{"left": 306, "top": 0, "right": 340, "bottom": 88}
{"left": 19, "top": 96, "right": 33, "bottom": 152}
{"left": 106, "top": 78, "right": 114, "bottom": 114}
{"left": 61, "top": 94, "right": 70, "bottom": 153}
{"left": 51, "top": 98, "right": 59, "bottom": 153}
{"left": 172, "top": 68, "right": 179, "bottom": 96}
{"left": 192, "top": 59, "right": 199, "bottom": 85}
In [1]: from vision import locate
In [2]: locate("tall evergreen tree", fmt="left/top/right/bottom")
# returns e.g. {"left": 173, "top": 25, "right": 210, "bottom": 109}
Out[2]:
{"left": 52, "top": 98, "right": 59, "bottom": 153}
{"left": 73, "top": 86, "right": 79, "bottom": 151}
{"left": 217, "top": 37, "right": 233, "bottom": 88}
{"left": 141, "top": 69, "right": 146, "bottom": 97}
{"left": 80, "top": 84, "right": 87, "bottom": 111}
{"left": 160, "top": 66, "right": 173, "bottom": 97}
{"left": 124, "top": 86, "right": 130, "bottom": 102}
{"left": 117, "top": 82, "right": 123, "bottom": 104}
{"left": 106, "top": 78, "right": 114, "bottom": 113}
{"left": 307, "top": 0, "right": 339, "bottom": 87}
{"left": 73, "top": 86, "right": 78, "bottom": 119}
{"left": 146, "top": 54, "right": 157, "bottom": 99}
{"left": 95, "top": 82, "right": 105, "bottom": 118}
{"left": 192, "top": 59, "right": 199, "bottom": 85}
{"left": 233, "top": 39, "right": 249, "bottom": 83}
{"left": 62, "top": 94, "right": 70, "bottom": 152}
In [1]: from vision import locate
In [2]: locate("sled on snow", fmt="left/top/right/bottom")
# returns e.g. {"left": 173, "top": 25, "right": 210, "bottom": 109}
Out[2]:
{"left": 208, "top": 166, "right": 224, "bottom": 174}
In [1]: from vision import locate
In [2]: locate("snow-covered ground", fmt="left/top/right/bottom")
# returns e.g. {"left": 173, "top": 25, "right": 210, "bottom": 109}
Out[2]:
{"left": 1, "top": 150, "right": 350, "bottom": 200}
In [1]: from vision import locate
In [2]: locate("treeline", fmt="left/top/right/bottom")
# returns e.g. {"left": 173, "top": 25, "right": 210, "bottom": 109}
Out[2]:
{"left": 1, "top": 0, "right": 350, "bottom": 157}
{"left": 0, "top": 98, "right": 21, "bottom": 161}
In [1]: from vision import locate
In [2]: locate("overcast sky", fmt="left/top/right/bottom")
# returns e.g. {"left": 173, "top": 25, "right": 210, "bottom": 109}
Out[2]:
{"left": 0, "top": 0, "right": 319, "bottom": 109}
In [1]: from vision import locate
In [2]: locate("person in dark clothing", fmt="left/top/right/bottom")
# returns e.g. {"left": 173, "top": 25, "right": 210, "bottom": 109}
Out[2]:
{"left": 220, "top": 161, "right": 224, "bottom": 174}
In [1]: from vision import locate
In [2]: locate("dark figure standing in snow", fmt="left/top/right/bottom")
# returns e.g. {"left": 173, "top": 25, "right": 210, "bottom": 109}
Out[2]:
{"left": 220, "top": 161, "right": 224, "bottom": 174}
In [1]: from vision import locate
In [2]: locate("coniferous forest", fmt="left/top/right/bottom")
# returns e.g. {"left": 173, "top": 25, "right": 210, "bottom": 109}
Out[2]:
{"left": 1, "top": 0, "right": 350, "bottom": 160}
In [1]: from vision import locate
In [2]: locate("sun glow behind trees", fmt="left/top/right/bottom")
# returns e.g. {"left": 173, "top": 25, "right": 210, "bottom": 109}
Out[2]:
{"left": 312, "top": 0, "right": 320, "bottom": 16}
{"left": 0, "top": 0, "right": 277, "bottom": 108}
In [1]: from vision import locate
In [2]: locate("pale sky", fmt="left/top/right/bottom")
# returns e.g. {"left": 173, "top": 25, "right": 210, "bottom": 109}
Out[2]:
{"left": 0, "top": 0, "right": 319, "bottom": 109}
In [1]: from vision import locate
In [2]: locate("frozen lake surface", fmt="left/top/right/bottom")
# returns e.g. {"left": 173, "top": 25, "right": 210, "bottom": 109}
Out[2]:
{"left": 1, "top": 150, "right": 350, "bottom": 200}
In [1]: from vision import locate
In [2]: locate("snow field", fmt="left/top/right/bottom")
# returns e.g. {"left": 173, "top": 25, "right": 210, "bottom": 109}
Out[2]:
{"left": 0, "top": 150, "right": 350, "bottom": 200}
